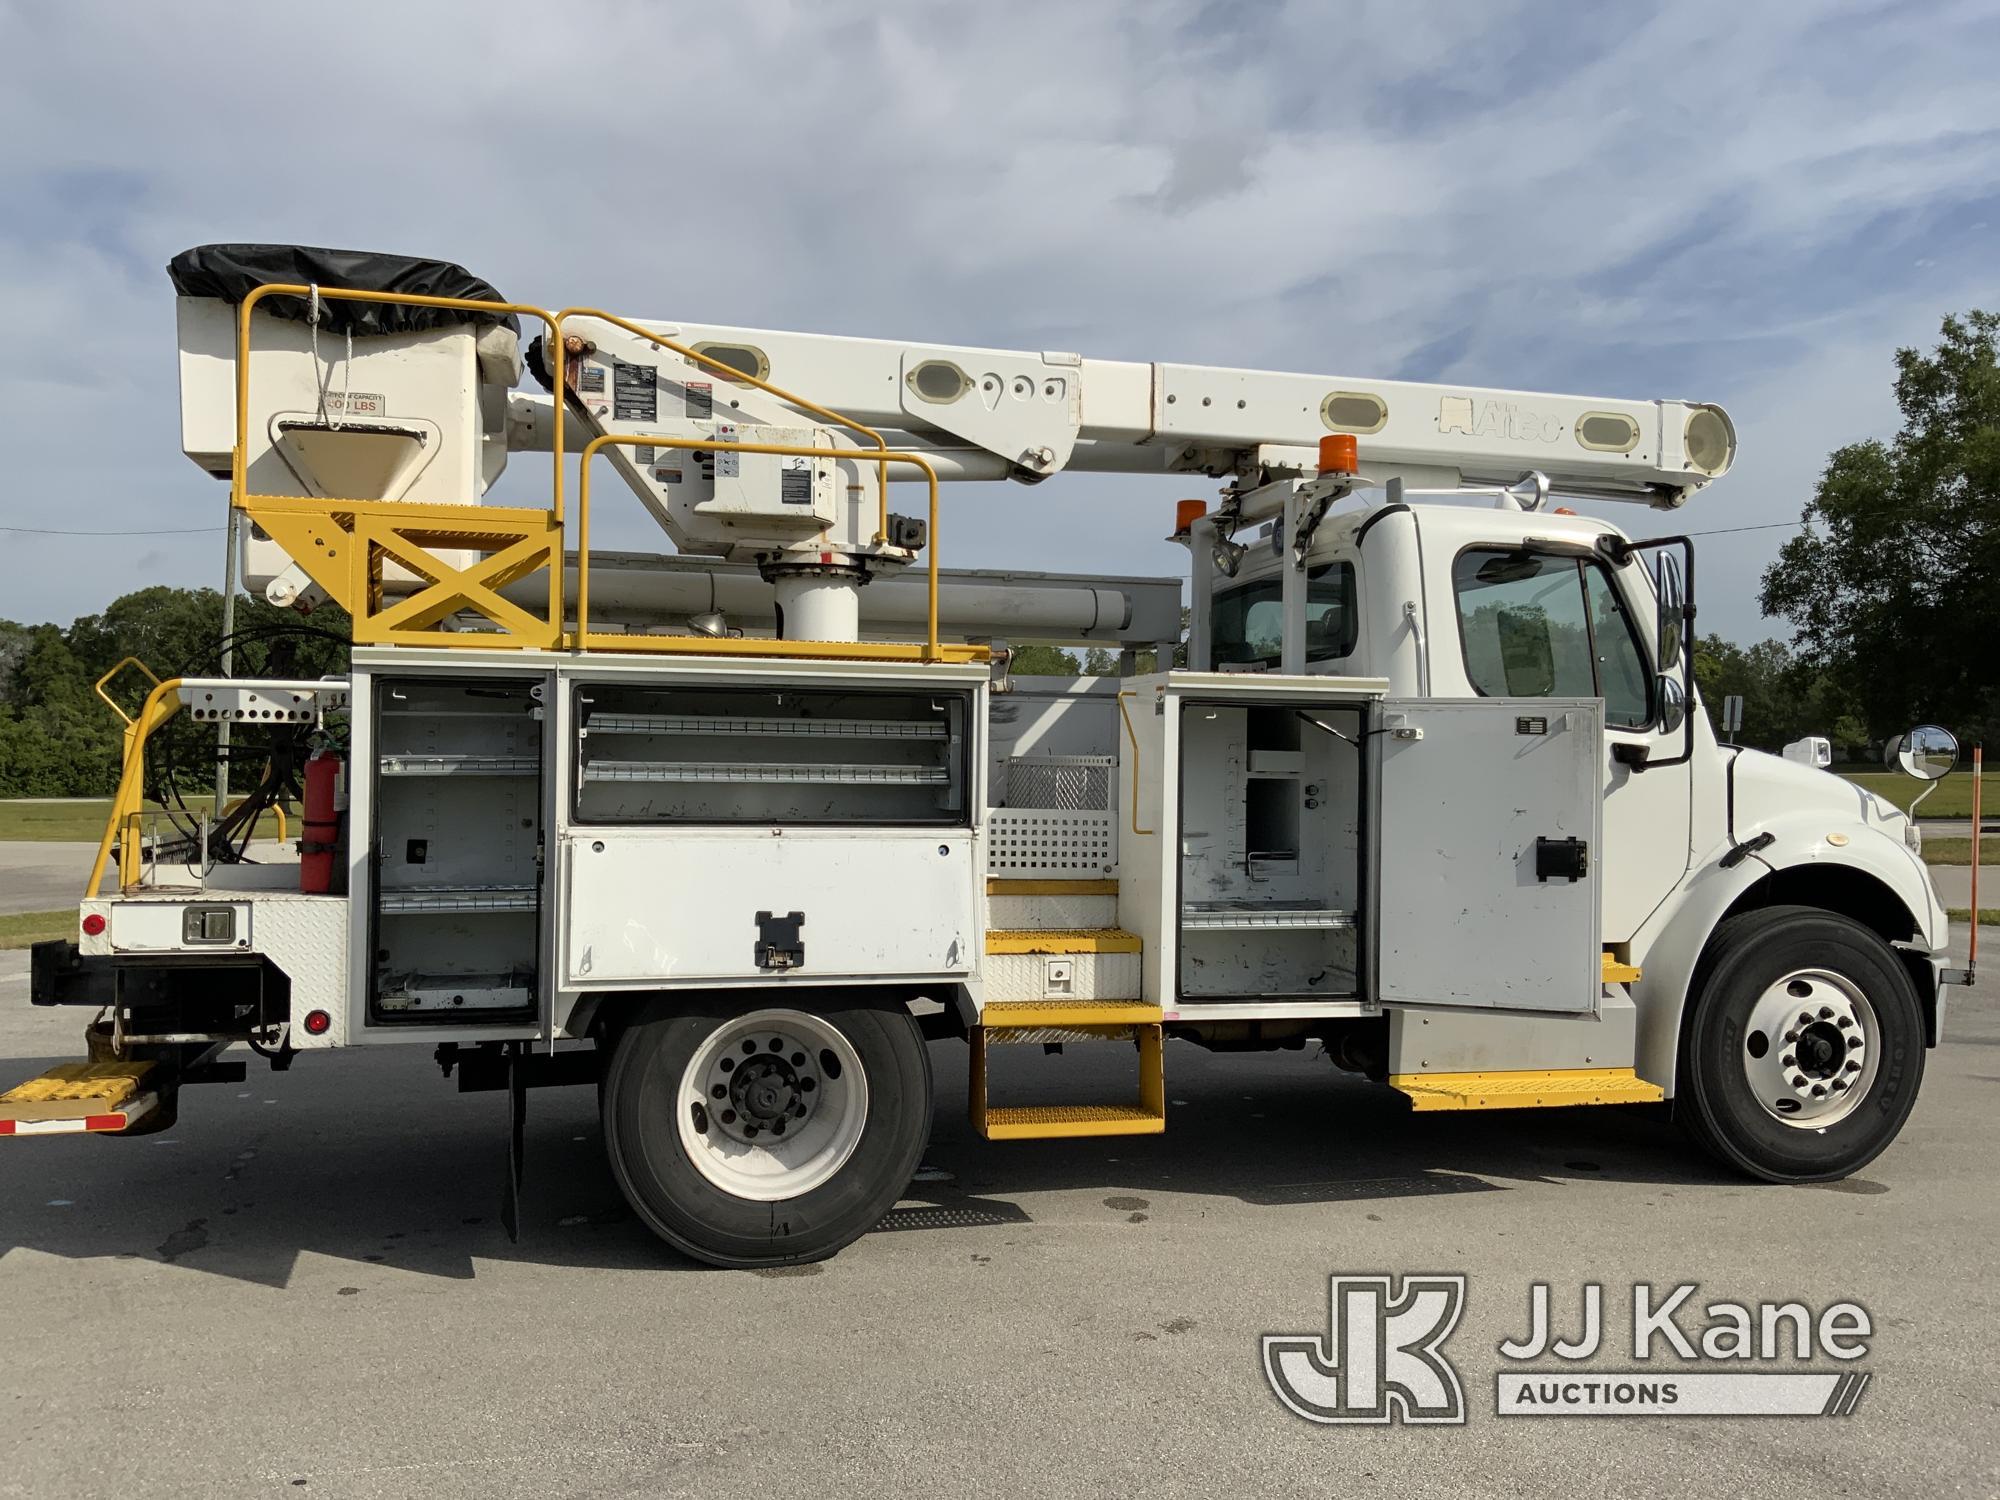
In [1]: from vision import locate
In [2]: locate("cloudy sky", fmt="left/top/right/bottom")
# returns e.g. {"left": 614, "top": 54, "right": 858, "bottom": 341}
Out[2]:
{"left": 1, "top": 0, "right": 1994, "bottom": 643}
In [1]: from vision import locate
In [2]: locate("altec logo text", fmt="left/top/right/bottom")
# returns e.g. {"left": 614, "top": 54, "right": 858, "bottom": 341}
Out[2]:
{"left": 1264, "top": 1276, "right": 1873, "bottom": 1424}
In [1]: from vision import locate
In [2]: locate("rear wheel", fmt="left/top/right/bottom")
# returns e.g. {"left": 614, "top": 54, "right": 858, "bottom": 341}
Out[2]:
{"left": 602, "top": 995, "right": 931, "bottom": 1267}
{"left": 1678, "top": 905, "right": 1925, "bottom": 1182}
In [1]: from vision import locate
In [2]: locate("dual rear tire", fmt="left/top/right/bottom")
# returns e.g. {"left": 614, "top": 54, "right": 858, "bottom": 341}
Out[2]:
{"left": 601, "top": 995, "right": 931, "bottom": 1268}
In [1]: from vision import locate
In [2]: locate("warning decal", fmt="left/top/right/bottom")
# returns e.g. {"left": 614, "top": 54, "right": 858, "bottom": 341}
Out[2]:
{"left": 685, "top": 382, "right": 713, "bottom": 420}
{"left": 780, "top": 461, "right": 813, "bottom": 506}
{"left": 612, "top": 358, "right": 658, "bottom": 423}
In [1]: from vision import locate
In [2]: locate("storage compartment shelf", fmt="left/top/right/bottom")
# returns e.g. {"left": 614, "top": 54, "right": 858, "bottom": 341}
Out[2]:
{"left": 585, "top": 713, "right": 947, "bottom": 741}
{"left": 379, "top": 884, "right": 539, "bottom": 914}
{"left": 377, "top": 968, "right": 534, "bottom": 1014}
{"left": 379, "top": 753, "right": 539, "bottom": 777}
{"left": 1181, "top": 902, "right": 1355, "bottom": 931}
{"left": 582, "top": 759, "right": 949, "bottom": 786}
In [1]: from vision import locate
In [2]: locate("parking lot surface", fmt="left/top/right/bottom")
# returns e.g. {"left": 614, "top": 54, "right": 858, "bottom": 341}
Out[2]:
{"left": 1, "top": 929, "right": 1995, "bottom": 1498}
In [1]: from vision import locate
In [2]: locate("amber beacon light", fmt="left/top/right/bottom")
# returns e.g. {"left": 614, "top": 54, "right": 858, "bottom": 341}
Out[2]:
{"left": 1318, "top": 433, "right": 1360, "bottom": 474}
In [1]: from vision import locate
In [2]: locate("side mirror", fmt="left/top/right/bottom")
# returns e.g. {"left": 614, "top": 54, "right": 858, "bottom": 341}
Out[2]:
{"left": 1889, "top": 724, "right": 1959, "bottom": 781}
{"left": 1653, "top": 552, "right": 1684, "bottom": 670}
{"left": 1655, "top": 674, "right": 1687, "bottom": 735}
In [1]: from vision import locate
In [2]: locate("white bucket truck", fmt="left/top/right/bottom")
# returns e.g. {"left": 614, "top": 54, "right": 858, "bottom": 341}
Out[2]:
{"left": 7, "top": 245, "right": 1967, "bottom": 1267}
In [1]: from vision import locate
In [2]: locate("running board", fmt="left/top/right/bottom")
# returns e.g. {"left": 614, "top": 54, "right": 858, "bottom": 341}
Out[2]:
{"left": 1390, "top": 1067, "right": 1664, "bottom": 1112}
{"left": 970, "top": 1000, "right": 1166, "bottom": 1140}
{"left": 0, "top": 1061, "right": 160, "bottom": 1136}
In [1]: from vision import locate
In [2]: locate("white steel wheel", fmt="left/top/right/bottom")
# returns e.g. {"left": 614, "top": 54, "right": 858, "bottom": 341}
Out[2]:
{"left": 1679, "top": 904, "right": 1925, "bottom": 1184}
{"left": 675, "top": 1009, "right": 869, "bottom": 1202}
{"left": 1741, "top": 968, "right": 1879, "bottom": 1128}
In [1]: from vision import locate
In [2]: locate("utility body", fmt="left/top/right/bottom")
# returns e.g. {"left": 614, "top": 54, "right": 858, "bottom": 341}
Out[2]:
{"left": 10, "top": 244, "right": 1966, "bottom": 1266}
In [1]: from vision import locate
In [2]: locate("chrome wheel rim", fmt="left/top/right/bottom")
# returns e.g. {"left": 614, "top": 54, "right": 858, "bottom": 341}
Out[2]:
{"left": 677, "top": 1010, "right": 868, "bottom": 1201}
{"left": 1741, "top": 968, "right": 1879, "bottom": 1128}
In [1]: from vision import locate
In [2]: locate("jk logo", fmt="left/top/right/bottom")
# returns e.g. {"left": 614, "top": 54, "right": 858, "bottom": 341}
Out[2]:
{"left": 1263, "top": 1274, "right": 1467, "bottom": 1425}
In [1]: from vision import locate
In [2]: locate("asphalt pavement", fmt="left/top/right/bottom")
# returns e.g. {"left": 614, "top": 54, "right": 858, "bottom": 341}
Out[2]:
{"left": 1, "top": 923, "right": 1996, "bottom": 1498}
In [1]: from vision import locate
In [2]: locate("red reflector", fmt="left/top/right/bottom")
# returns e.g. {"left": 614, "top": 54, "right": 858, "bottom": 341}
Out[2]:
{"left": 81, "top": 913, "right": 106, "bottom": 936}
{"left": 303, "top": 1009, "right": 332, "bottom": 1036}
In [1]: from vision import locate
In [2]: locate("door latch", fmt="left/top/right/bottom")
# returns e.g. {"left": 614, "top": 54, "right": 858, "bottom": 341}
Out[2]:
{"left": 1534, "top": 836, "right": 1589, "bottom": 883}
{"left": 755, "top": 911, "right": 806, "bottom": 970}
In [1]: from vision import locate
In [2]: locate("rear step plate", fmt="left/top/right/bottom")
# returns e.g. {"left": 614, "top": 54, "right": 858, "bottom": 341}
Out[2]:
{"left": 0, "top": 1061, "right": 159, "bottom": 1136}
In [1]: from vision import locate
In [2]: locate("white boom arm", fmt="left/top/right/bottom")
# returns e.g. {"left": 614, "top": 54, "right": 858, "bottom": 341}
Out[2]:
{"left": 535, "top": 316, "right": 1736, "bottom": 509}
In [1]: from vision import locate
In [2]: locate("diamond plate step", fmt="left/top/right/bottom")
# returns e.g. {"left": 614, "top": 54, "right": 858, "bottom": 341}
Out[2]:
{"left": 1389, "top": 1067, "right": 1664, "bottom": 1112}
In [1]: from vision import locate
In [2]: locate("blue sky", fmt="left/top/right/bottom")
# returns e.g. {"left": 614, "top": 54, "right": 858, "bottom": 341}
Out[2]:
{"left": 0, "top": 0, "right": 1995, "bottom": 643}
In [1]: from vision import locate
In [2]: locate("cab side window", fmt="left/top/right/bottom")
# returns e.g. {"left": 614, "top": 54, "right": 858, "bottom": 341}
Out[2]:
{"left": 1212, "top": 562, "right": 1358, "bottom": 668}
{"left": 1452, "top": 549, "right": 1651, "bottom": 729}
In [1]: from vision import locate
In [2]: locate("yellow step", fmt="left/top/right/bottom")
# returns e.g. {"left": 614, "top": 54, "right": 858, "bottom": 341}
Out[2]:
{"left": 1390, "top": 1067, "right": 1664, "bottom": 1113}
{"left": 985, "top": 878, "right": 1119, "bottom": 896}
{"left": 977, "top": 1103, "right": 1165, "bottom": 1140}
{"left": 980, "top": 1000, "right": 1163, "bottom": 1029}
{"left": 1602, "top": 952, "right": 1642, "bottom": 985}
{"left": 985, "top": 928, "right": 1141, "bottom": 955}
{"left": 1, "top": 1061, "right": 158, "bottom": 1136}
{"left": 970, "top": 1005, "right": 1166, "bottom": 1140}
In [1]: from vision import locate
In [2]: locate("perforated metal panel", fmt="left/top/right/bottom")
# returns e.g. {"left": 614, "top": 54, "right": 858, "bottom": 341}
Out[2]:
{"left": 987, "top": 808, "right": 1116, "bottom": 878}
{"left": 1000, "top": 754, "right": 1112, "bottom": 811}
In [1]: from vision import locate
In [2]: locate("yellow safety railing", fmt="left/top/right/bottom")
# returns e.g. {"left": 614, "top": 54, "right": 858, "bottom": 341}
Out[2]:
{"left": 225, "top": 282, "right": 978, "bottom": 661}
{"left": 1115, "top": 690, "right": 1156, "bottom": 837}
{"left": 233, "top": 283, "right": 566, "bottom": 519}
{"left": 555, "top": 308, "right": 895, "bottom": 543}
{"left": 576, "top": 434, "right": 981, "bottom": 663}
{"left": 232, "top": 285, "right": 568, "bottom": 649}
{"left": 86, "top": 666, "right": 185, "bottom": 898}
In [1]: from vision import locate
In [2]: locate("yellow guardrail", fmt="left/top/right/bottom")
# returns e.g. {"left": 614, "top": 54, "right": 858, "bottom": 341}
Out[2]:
{"left": 86, "top": 672, "right": 184, "bottom": 899}
{"left": 556, "top": 308, "right": 895, "bottom": 543}
{"left": 226, "top": 282, "right": 975, "bottom": 661}
{"left": 232, "top": 283, "right": 566, "bottom": 519}
{"left": 577, "top": 433, "right": 976, "bottom": 663}
{"left": 1115, "top": 690, "right": 1155, "bottom": 837}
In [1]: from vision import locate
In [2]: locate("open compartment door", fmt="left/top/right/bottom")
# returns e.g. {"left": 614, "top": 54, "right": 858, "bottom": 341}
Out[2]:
{"left": 1371, "top": 698, "right": 1603, "bottom": 1013}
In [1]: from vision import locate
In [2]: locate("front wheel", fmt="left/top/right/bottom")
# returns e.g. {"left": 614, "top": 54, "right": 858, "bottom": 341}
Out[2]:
{"left": 1678, "top": 905, "right": 1926, "bottom": 1182}
{"left": 602, "top": 996, "right": 932, "bottom": 1267}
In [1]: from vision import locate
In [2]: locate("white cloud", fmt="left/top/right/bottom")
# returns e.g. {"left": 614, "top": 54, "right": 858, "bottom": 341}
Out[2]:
{"left": 0, "top": 0, "right": 1995, "bottom": 640}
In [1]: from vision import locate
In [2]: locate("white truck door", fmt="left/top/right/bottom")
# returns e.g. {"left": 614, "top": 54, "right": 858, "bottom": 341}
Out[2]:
{"left": 1372, "top": 697, "right": 1603, "bottom": 1013}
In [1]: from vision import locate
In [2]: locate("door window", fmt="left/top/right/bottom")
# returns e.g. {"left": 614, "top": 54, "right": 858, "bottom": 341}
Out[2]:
{"left": 1452, "top": 550, "right": 1651, "bottom": 729}
{"left": 1212, "top": 562, "right": 1357, "bottom": 668}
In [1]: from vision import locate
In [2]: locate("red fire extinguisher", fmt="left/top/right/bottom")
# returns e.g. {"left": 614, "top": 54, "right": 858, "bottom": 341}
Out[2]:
{"left": 300, "top": 749, "right": 346, "bottom": 894}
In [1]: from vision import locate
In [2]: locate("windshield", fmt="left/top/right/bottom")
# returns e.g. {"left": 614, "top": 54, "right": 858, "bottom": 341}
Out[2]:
{"left": 1213, "top": 562, "right": 1357, "bottom": 668}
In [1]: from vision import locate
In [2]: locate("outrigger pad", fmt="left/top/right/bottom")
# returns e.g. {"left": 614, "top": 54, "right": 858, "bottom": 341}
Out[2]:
{"left": 166, "top": 243, "right": 517, "bottom": 337}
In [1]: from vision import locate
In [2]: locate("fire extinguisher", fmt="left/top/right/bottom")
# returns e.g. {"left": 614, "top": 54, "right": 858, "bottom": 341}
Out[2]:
{"left": 300, "top": 749, "right": 346, "bottom": 894}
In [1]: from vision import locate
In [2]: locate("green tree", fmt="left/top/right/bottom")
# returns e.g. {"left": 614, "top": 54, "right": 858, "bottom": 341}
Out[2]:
{"left": 1009, "top": 644, "right": 1081, "bottom": 676}
{"left": 1761, "top": 310, "right": 1999, "bottom": 746}
{"left": 0, "top": 589, "right": 351, "bottom": 799}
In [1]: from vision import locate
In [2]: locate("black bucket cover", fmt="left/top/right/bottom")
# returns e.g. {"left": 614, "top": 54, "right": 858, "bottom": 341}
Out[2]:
{"left": 167, "top": 243, "right": 518, "bottom": 337}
